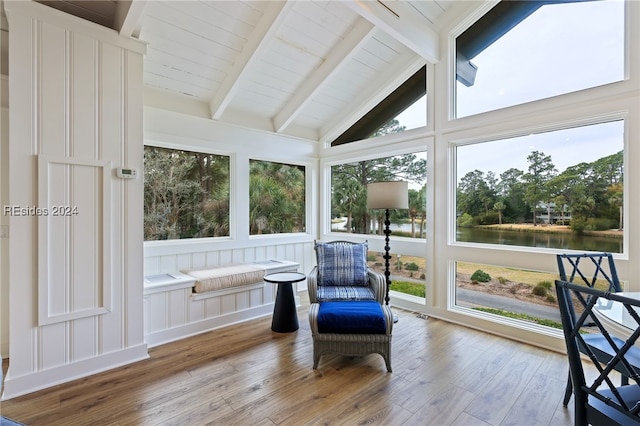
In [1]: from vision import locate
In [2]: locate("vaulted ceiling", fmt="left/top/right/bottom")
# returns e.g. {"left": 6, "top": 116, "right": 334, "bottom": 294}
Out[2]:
{"left": 6, "top": 1, "right": 473, "bottom": 142}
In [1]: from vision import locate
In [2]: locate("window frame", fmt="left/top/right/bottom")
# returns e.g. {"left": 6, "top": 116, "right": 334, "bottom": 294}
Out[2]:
{"left": 450, "top": 114, "right": 628, "bottom": 254}
{"left": 320, "top": 133, "right": 435, "bottom": 312}
{"left": 247, "top": 158, "right": 308, "bottom": 237}
{"left": 435, "top": 2, "right": 639, "bottom": 348}
{"left": 142, "top": 142, "right": 233, "bottom": 243}
{"left": 452, "top": 0, "right": 626, "bottom": 120}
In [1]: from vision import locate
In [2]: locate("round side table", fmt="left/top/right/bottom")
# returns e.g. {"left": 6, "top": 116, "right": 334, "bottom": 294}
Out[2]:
{"left": 264, "top": 272, "right": 306, "bottom": 332}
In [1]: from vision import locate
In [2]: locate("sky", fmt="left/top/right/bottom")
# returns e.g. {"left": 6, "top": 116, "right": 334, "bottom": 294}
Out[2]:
{"left": 391, "top": 0, "right": 625, "bottom": 181}
{"left": 456, "top": 120, "right": 624, "bottom": 180}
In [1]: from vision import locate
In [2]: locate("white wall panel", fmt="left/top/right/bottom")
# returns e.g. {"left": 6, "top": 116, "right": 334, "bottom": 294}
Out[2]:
{"left": 72, "top": 317, "right": 97, "bottom": 362}
{"left": 220, "top": 294, "right": 235, "bottom": 316}
{"left": 188, "top": 299, "right": 205, "bottom": 323}
{"left": 39, "top": 322, "right": 67, "bottom": 369}
{"left": 39, "top": 23, "right": 67, "bottom": 157}
{"left": 204, "top": 298, "right": 221, "bottom": 318}
{"left": 145, "top": 293, "right": 167, "bottom": 334}
{"left": 168, "top": 290, "right": 186, "bottom": 329}
{"left": 71, "top": 33, "right": 97, "bottom": 159}
{"left": 2, "top": 1, "right": 147, "bottom": 400}
{"left": 38, "top": 157, "right": 111, "bottom": 325}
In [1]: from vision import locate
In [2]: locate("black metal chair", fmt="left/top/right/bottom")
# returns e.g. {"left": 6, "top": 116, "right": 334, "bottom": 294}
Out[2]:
{"left": 556, "top": 252, "right": 634, "bottom": 406}
{"left": 555, "top": 280, "right": 640, "bottom": 425}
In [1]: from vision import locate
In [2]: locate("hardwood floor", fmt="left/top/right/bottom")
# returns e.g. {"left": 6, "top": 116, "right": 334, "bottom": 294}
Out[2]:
{"left": 1, "top": 301, "right": 580, "bottom": 425}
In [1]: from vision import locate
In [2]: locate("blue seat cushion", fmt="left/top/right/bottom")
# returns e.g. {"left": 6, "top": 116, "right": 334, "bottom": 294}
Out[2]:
{"left": 315, "top": 241, "right": 369, "bottom": 287}
{"left": 317, "top": 285, "right": 376, "bottom": 302}
{"left": 581, "top": 333, "right": 640, "bottom": 374}
{"left": 317, "top": 301, "right": 386, "bottom": 334}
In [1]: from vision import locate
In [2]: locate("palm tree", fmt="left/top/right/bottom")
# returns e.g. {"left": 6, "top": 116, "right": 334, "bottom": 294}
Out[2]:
{"left": 408, "top": 188, "right": 426, "bottom": 238}
{"left": 334, "top": 179, "right": 364, "bottom": 233}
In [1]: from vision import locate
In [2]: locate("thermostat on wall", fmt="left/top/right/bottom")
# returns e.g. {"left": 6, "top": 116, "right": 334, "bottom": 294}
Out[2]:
{"left": 117, "top": 167, "right": 137, "bottom": 179}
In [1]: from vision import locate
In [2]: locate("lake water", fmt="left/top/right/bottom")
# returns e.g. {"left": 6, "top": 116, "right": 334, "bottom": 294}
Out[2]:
{"left": 456, "top": 227, "right": 622, "bottom": 253}
{"left": 332, "top": 219, "right": 622, "bottom": 252}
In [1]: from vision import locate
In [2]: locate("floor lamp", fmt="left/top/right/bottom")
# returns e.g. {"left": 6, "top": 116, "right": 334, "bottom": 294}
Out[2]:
{"left": 366, "top": 181, "right": 409, "bottom": 309}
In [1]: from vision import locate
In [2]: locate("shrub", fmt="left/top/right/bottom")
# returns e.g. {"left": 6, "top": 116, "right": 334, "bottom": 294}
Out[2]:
{"left": 457, "top": 213, "right": 474, "bottom": 228}
{"left": 475, "top": 212, "right": 500, "bottom": 225}
{"left": 367, "top": 254, "right": 377, "bottom": 262}
{"left": 571, "top": 216, "right": 588, "bottom": 234}
{"left": 498, "top": 276, "right": 508, "bottom": 284}
{"left": 405, "top": 262, "right": 420, "bottom": 271}
{"left": 532, "top": 284, "right": 548, "bottom": 297}
{"left": 538, "top": 280, "right": 553, "bottom": 290}
{"left": 590, "top": 218, "right": 616, "bottom": 231}
{"left": 470, "top": 269, "right": 491, "bottom": 283}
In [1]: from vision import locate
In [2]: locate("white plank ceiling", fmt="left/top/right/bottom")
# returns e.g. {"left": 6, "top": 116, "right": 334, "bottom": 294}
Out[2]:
{"left": 26, "top": 0, "right": 462, "bottom": 142}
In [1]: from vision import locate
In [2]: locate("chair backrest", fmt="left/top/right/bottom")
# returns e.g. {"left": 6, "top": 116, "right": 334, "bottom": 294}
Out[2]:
{"left": 556, "top": 252, "right": 622, "bottom": 292}
{"left": 555, "top": 280, "right": 640, "bottom": 425}
{"left": 314, "top": 240, "right": 369, "bottom": 287}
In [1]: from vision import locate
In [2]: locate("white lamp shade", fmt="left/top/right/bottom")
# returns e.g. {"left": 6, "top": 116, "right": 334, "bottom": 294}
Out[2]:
{"left": 367, "top": 181, "right": 409, "bottom": 209}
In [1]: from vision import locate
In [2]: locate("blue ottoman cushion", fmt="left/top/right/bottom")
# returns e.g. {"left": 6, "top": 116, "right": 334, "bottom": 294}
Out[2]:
{"left": 317, "top": 301, "right": 386, "bottom": 334}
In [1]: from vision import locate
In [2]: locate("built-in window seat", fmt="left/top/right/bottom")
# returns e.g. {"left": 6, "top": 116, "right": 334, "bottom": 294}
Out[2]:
{"left": 143, "top": 260, "right": 300, "bottom": 347}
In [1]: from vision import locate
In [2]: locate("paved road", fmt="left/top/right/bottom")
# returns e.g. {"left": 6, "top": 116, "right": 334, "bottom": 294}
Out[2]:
{"left": 456, "top": 287, "right": 561, "bottom": 322}
{"left": 388, "top": 273, "right": 561, "bottom": 322}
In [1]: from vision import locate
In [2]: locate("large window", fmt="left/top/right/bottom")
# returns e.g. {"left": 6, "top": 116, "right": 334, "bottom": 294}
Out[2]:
{"left": 249, "top": 160, "right": 305, "bottom": 235}
{"left": 455, "top": 261, "right": 561, "bottom": 330}
{"left": 455, "top": 120, "right": 624, "bottom": 252}
{"left": 144, "top": 146, "right": 230, "bottom": 240}
{"left": 332, "top": 66, "right": 426, "bottom": 145}
{"left": 331, "top": 152, "right": 427, "bottom": 237}
{"left": 456, "top": 0, "right": 624, "bottom": 118}
{"left": 330, "top": 151, "right": 428, "bottom": 299}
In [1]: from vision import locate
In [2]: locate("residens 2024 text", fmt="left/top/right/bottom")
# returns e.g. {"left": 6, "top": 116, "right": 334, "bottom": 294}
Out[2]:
{"left": 3, "top": 205, "right": 79, "bottom": 216}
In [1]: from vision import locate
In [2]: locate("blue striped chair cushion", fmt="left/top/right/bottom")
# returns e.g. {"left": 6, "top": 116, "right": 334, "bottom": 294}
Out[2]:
{"left": 316, "top": 242, "right": 368, "bottom": 287}
{"left": 316, "top": 285, "right": 376, "bottom": 301}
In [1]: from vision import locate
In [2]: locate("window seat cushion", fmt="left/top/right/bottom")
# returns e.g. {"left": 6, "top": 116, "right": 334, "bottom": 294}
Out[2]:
{"left": 317, "top": 301, "right": 386, "bottom": 334}
{"left": 182, "top": 264, "right": 266, "bottom": 293}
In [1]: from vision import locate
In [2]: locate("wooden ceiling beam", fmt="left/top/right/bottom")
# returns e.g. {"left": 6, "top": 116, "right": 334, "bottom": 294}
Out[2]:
{"left": 115, "top": 0, "right": 147, "bottom": 38}
{"left": 320, "top": 53, "right": 425, "bottom": 144}
{"left": 345, "top": 0, "right": 440, "bottom": 63}
{"left": 273, "top": 17, "right": 376, "bottom": 134}
{"left": 209, "top": 1, "right": 293, "bottom": 121}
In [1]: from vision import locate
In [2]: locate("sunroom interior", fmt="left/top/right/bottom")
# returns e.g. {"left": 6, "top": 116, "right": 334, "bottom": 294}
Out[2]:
{"left": 0, "top": 0, "right": 639, "bottom": 422}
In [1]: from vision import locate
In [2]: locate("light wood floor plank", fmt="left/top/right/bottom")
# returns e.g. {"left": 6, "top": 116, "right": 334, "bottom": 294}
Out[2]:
{"left": 1, "top": 300, "right": 577, "bottom": 426}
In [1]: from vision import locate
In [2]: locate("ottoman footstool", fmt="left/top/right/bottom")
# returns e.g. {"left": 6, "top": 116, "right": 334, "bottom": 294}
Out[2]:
{"left": 308, "top": 301, "right": 393, "bottom": 372}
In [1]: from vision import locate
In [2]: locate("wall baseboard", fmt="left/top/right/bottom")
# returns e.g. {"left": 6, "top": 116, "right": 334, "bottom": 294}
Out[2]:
{"left": 144, "top": 295, "right": 301, "bottom": 348}
{"left": 1, "top": 344, "right": 149, "bottom": 401}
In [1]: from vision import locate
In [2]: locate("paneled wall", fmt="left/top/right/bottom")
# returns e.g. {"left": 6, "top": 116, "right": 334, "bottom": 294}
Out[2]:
{"left": 2, "top": 2, "right": 147, "bottom": 399}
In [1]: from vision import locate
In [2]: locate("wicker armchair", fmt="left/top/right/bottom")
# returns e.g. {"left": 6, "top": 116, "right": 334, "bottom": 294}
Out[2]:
{"left": 307, "top": 240, "right": 385, "bottom": 304}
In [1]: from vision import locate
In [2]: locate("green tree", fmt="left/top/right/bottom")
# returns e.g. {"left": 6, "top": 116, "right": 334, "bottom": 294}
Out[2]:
{"left": 408, "top": 187, "right": 426, "bottom": 238}
{"left": 332, "top": 153, "right": 426, "bottom": 234}
{"left": 333, "top": 179, "right": 365, "bottom": 233}
{"left": 493, "top": 200, "right": 505, "bottom": 225}
{"left": 144, "top": 147, "right": 230, "bottom": 240}
{"left": 608, "top": 183, "right": 623, "bottom": 230}
{"left": 498, "top": 168, "right": 527, "bottom": 222}
{"left": 523, "top": 151, "right": 556, "bottom": 226}
{"left": 249, "top": 161, "right": 305, "bottom": 234}
{"left": 457, "top": 170, "right": 494, "bottom": 218}
{"left": 369, "top": 118, "right": 406, "bottom": 138}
